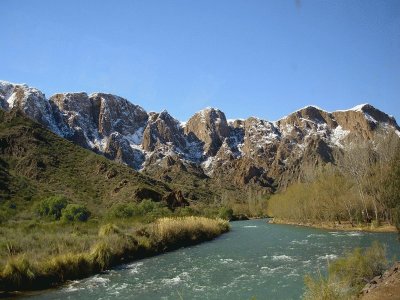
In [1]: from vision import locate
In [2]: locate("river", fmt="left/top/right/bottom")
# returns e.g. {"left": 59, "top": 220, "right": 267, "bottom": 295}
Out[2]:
{"left": 29, "top": 219, "right": 399, "bottom": 300}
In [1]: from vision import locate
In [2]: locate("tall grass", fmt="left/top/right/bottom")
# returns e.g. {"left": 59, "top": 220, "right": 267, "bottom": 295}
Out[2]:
{"left": 0, "top": 216, "right": 229, "bottom": 292}
{"left": 303, "top": 242, "right": 388, "bottom": 300}
{"left": 153, "top": 216, "right": 229, "bottom": 243}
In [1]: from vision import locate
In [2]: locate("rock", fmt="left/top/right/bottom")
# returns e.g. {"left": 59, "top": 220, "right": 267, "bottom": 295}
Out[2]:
{"left": 142, "top": 110, "right": 186, "bottom": 152}
{"left": 231, "top": 214, "right": 250, "bottom": 221}
{"left": 360, "top": 262, "right": 400, "bottom": 299}
{"left": 162, "top": 190, "right": 189, "bottom": 209}
{"left": 185, "top": 107, "right": 230, "bottom": 156}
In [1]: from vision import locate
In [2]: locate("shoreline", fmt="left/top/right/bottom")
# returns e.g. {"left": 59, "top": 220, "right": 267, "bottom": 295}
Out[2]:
{"left": 269, "top": 218, "right": 397, "bottom": 233}
{"left": 0, "top": 217, "right": 230, "bottom": 295}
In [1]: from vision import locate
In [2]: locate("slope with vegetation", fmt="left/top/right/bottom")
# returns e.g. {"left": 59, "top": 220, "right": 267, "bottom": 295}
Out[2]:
{"left": 0, "top": 109, "right": 230, "bottom": 293}
{"left": 268, "top": 131, "right": 400, "bottom": 231}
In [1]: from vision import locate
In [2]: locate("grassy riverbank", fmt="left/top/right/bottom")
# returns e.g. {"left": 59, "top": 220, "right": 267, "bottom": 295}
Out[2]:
{"left": 270, "top": 218, "right": 397, "bottom": 233}
{"left": 0, "top": 216, "right": 229, "bottom": 293}
{"left": 303, "top": 242, "right": 391, "bottom": 300}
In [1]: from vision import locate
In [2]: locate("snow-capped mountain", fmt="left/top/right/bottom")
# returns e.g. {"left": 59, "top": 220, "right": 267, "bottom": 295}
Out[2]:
{"left": 1, "top": 80, "right": 399, "bottom": 193}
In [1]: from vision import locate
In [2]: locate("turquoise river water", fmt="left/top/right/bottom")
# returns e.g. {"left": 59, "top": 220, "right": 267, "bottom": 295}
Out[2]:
{"left": 28, "top": 219, "right": 399, "bottom": 300}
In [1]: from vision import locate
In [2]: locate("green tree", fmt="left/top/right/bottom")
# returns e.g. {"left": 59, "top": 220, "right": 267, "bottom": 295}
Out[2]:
{"left": 36, "top": 196, "right": 68, "bottom": 220}
{"left": 218, "top": 207, "right": 233, "bottom": 220}
{"left": 61, "top": 204, "right": 90, "bottom": 222}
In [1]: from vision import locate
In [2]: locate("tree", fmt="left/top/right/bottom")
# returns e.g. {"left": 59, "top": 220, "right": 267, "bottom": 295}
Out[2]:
{"left": 61, "top": 204, "right": 90, "bottom": 222}
{"left": 338, "top": 139, "right": 375, "bottom": 222}
{"left": 36, "top": 195, "right": 68, "bottom": 220}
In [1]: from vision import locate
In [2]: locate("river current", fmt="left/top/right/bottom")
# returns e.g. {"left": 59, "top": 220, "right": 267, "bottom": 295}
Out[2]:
{"left": 29, "top": 219, "right": 399, "bottom": 300}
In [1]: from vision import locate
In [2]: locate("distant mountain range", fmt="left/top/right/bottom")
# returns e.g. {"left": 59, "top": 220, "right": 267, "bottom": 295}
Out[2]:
{"left": 1, "top": 80, "right": 399, "bottom": 201}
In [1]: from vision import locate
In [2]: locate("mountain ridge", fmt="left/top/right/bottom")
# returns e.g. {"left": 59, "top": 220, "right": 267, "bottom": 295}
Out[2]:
{"left": 1, "top": 80, "right": 399, "bottom": 200}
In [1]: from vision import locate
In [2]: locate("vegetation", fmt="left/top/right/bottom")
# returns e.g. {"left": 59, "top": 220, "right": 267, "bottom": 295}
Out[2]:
{"left": 268, "top": 131, "right": 400, "bottom": 229}
{"left": 61, "top": 204, "right": 91, "bottom": 222}
{"left": 36, "top": 195, "right": 68, "bottom": 220}
{"left": 0, "top": 109, "right": 174, "bottom": 223}
{"left": 303, "top": 242, "right": 388, "bottom": 300}
{"left": 0, "top": 217, "right": 229, "bottom": 291}
{"left": 0, "top": 110, "right": 232, "bottom": 292}
{"left": 218, "top": 207, "right": 234, "bottom": 220}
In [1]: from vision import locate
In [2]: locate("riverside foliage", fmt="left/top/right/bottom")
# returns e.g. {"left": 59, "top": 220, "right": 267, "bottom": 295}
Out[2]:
{"left": 268, "top": 132, "right": 400, "bottom": 228}
{"left": 0, "top": 217, "right": 229, "bottom": 291}
{"left": 303, "top": 242, "right": 388, "bottom": 300}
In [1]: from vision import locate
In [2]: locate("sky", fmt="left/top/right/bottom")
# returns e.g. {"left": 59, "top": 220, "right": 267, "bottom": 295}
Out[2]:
{"left": 1, "top": 0, "right": 399, "bottom": 122}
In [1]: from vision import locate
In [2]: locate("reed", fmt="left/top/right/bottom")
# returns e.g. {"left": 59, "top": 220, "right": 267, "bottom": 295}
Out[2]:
{"left": 0, "top": 216, "right": 230, "bottom": 292}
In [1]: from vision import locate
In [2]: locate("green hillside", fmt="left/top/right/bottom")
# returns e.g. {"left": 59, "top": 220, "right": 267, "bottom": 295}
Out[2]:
{"left": 0, "top": 109, "right": 175, "bottom": 221}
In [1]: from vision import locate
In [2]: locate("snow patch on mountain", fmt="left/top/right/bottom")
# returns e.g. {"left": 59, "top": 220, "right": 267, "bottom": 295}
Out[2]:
{"left": 330, "top": 126, "right": 350, "bottom": 148}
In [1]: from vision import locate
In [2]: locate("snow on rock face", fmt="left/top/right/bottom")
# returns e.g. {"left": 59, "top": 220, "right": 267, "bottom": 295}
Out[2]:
{"left": 0, "top": 81, "right": 60, "bottom": 134}
{"left": 104, "top": 132, "right": 145, "bottom": 170}
{"left": 0, "top": 81, "right": 16, "bottom": 110}
{"left": 142, "top": 110, "right": 186, "bottom": 152}
{"left": 0, "top": 80, "right": 399, "bottom": 182}
{"left": 90, "top": 93, "right": 148, "bottom": 137}
{"left": 330, "top": 125, "right": 350, "bottom": 148}
{"left": 184, "top": 107, "right": 230, "bottom": 156}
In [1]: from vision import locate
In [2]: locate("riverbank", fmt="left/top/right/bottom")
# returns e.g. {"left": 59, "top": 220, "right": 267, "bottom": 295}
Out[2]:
{"left": 360, "top": 261, "right": 400, "bottom": 300}
{"left": 0, "top": 216, "right": 229, "bottom": 294}
{"left": 269, "top": 218, "right": 397, "bottom": 233}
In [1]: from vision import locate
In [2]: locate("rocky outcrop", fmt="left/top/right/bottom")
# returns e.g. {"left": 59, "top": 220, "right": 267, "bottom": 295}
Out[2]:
{"left": 162, "top": 190, "right": 189, "bottom": 209}
{"left": 1, "top": 81, "right": 399, "bottom": 199}
{"left": 185, "top": 108, "right": 230, "bottom": 156}
{"left": 142, "top": 110, "right": 186, "bottom": 152}
{"left": 0, "top": 81, "right": 58, "bottom": 133}
{"left": 360, "top": 262, "right": 400, "bottom": 300}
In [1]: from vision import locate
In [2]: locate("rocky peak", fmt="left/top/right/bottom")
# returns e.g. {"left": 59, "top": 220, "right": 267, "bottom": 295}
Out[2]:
{"left": 90, "top": 93, "right": 148, "bottom": 137}
{"left": 332, "top": 104, "right": 399, "bottom": 140}
{"left": 184, "top": 107, "right": 230, "bottom": 156}
{"left": 142, "top": 110, "right": 186, "bottom": 152}
{"left": 49, "top": 92, "right": 93, "bottom": 139}
{"left": 0, "top": 81, "right": 58, "bottom": 133}
{"left": 277, "top": 106, "right": 337, "bottom": 135}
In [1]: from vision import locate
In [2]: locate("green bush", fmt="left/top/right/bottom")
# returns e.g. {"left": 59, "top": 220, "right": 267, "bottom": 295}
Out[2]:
{"left": 36, "top": 196, "right": 68, "bottom": 220}
{"left": 175, "top": 206, "right": 198, "bottom": 217}
{"left": 303, "top": 241, "right": 388, "bottom": 299}
{"left": 218, "top": 207, "right": 233, "bottom": 220}
{"left": 61, "top": 204, "right": 90, "bottom": 222}
{"left": 328, "top": 241, "right": 387, "bottom": 289}
{"left": 138, "top": 199, "right": 159, "bottom": 214}
{"left": 303, "top": 273, "right": 343, "bottom": 300}
{"left": 106, "top": 200, "right": 172, "bottom": 221}
{"left": 108, "top": 203, "right": 138, "bottom": 219}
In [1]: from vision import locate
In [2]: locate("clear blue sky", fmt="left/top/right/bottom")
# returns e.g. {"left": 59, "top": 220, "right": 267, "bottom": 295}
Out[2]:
{"left": 1, "top": 0, "right": 399, "bottom": 122}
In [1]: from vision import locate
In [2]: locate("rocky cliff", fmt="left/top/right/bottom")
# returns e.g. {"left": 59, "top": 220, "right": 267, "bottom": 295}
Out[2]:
{"left": 1, "top": 80, "right": 399, "bottom": 201}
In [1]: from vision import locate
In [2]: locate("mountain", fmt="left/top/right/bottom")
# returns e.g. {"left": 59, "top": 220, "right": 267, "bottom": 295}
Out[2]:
{"left": 0, "top": 108, "right": 203, "bottom": 221}
{"left": 1, "top": 80, "right": 399, "bottom": 201}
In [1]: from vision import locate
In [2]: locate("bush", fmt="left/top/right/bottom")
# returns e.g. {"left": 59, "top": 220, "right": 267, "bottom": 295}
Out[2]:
{"left": 218, "top": 207, "right": 233, "bottom": 220}
{"left": 108, "top": 203, "right": 138, "bottom": 219}
{"left": 175, "top": 206, "right": 198, "bottom": 217}
{"left": 61, "top": 204, "right": 90, "bottom": 222}
{"left": 107, "top": 201, "right": 171, "bottom": 220}
{"left": 138, "top": 199, "right": 159, "bottom": 214}
{"left": 303, "top": 241, "right": 388, "bottom": 299}
{"left": 36, "top": 196, "right": 68, "bottom": 220}
{"left": 303, "top": 273, "right": 343, "bottom": 300}
{"left": 328, "top": 241, "right": 387, "bottom": 289}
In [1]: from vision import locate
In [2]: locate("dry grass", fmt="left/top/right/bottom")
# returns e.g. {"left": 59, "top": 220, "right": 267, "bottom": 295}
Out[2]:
{"left": 0, "top": 216, "right": 230, "bottom": 292}
{"left": 152, "top": 216, "right": 229, "bottom": 243}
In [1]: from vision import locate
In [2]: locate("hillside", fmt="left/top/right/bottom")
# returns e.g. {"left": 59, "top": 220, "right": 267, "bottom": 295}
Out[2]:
{"left": 0, "top": 109, "right": 195, "bottom": 221}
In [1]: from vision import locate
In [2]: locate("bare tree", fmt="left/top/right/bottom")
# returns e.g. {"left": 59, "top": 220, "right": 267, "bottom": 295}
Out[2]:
{"left": 338, "top": 139, "right": 375, "bottom": 222}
